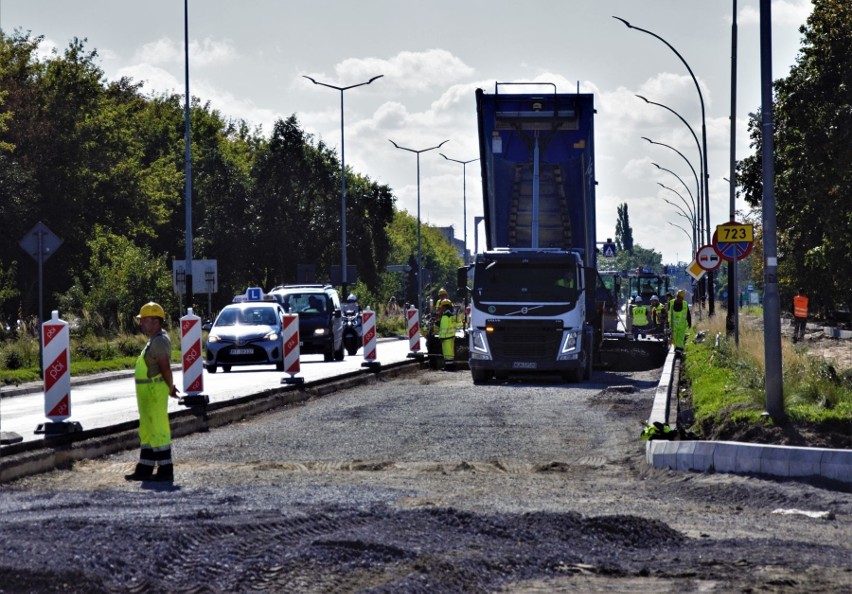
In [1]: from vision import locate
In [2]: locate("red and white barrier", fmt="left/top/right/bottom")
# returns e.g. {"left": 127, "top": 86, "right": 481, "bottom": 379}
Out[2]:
{"left": 407, "top": 308, "right": 421, "bottom": 353}
{"left": 281, "top": 313, "right": 303, "bottom": 384}
{"left": 42, "top": 310, "right": 71, "bottom": 421}
{"left": 179, "top": 308, "right": 207, "bottom": 405}
{"left": 361, "top": 308, "right": 379, "bottom": 369}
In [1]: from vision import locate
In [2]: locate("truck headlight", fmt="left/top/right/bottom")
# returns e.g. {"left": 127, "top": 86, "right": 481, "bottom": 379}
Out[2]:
{"left": 560, "top": 330, "right": 579, "bottom": 354}
{"left": 470, "top": 329, "right": 491, "bottom": 359}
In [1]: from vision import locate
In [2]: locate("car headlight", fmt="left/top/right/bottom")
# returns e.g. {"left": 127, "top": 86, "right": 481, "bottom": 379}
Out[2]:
{"left": 314, "top": 328, "right": 327, "bottom": 336}
{"left": 208, "top": 335, "right": 221, "bottom": 343}
{"left": 264, "top": 332, "right": 280, "bottom": 341}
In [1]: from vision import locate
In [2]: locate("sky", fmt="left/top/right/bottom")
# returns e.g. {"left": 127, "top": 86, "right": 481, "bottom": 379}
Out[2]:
{"left": 3, "top": 0, "right": 813, "bottom": 265}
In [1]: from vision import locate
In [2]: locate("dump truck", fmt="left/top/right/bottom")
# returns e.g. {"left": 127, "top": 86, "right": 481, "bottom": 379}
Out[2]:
{"left": 463, "top": 84, "right": 600, "bottom": 383}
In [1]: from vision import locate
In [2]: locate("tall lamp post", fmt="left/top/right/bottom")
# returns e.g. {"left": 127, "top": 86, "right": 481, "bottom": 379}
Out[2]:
{"left": 642, "top": 137, "right": 702, "bottom": 243}
{"left": 616, "top": 16, "right": 714, "bottom": 314}
{"left": 389, "top": 138, "right": 450, "bottom": 312}
{"left": 303, "top": 74, "right": 383, "bottom": 295}
{"left": 440, "top": 154, "right": 478, "bottom": 264}
{"left": 183, "top": 0, "right": 193, "bottom": 313}
{"left": 652, "top": 163, "right": 697, "bottom": 227}
{"left": 658, "top": 184, "right": 697, "bottom": 251}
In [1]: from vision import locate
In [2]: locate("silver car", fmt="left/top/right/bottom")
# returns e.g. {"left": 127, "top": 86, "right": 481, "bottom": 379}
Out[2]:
{"left": 204, "top": 302, "right": 285, "bottom": 373}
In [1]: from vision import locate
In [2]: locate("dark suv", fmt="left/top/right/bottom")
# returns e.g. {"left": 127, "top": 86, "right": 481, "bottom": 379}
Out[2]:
{"left": 268, "top": 284, "right": 345, "bottom": 361}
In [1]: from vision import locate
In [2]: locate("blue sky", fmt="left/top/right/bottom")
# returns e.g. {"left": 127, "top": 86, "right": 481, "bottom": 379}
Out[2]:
{"left": 4, "top": 0, "right": 812, "bottom": 264}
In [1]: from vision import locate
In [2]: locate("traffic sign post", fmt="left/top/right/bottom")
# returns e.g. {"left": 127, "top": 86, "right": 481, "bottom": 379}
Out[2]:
{"left": 696, "top": 245, "right": 722, "bottom": 272}
{"left": 713, "top": 222, "right": 754, "bottom": 262}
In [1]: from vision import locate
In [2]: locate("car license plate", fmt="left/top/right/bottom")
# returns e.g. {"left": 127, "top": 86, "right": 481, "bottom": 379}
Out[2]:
{"left": 230, "top": 348, "right": 253, "bottom": 355}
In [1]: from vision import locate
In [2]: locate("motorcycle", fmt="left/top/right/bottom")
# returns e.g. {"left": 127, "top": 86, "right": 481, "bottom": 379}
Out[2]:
{"left": 342, "top": 311, "right": 362, "bottom": 356}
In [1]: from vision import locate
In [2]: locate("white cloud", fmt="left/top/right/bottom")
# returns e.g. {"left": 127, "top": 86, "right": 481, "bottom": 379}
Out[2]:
{"left": 135, "top": 37, "right": 237, "bottom": 68}
{"left": 304, "top": 49, "right": 475, "bottom": 93}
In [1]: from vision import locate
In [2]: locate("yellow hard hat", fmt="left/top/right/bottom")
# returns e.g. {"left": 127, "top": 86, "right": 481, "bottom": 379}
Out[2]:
{"left": 439, "top": 299, "right": 453, "bottom": 308}
{"left": 438, "top": 288, "right": 449, "bottom": 297}
{"left": 136, "top": 301, "right": 165, "bottom": 320}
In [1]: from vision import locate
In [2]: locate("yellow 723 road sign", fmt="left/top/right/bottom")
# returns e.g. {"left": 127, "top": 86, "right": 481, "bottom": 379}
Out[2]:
{"left": 716, "top": 222, "right": 754, "bottom": 242}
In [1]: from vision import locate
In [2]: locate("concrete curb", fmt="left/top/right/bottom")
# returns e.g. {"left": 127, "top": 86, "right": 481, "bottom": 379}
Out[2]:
{"left": 646, "top": 348, "right": 852, "bottom": 486}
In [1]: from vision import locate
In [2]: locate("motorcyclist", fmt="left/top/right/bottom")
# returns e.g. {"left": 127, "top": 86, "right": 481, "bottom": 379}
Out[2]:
{"left": 342, "top": 293, "right": 361, "bottom": 316}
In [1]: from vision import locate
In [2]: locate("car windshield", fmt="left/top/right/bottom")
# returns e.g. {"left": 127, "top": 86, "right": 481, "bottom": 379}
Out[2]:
{"left": 215, "top": 306, "right": 278, "bottom": 327}
{"left": 279, "top": 293, "right": 326, "bottom": 315}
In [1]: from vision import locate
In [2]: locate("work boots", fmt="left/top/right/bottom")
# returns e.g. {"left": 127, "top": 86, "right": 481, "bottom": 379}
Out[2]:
{"left": 151, "top": 464, "right": 174, "bottom": 483}
{"left": 124, "top": 463, "right": 154, "bottom": 481}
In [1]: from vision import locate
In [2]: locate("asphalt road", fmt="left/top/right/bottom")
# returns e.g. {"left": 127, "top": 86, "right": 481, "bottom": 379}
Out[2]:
{"left": 0, "top": 337, "right": 417, "bottom": 444}
{"left": 1, "top": 363, "right": 849, "bottom": 592}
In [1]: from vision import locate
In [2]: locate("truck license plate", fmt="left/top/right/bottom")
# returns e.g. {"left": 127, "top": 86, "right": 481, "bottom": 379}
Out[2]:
{"left": 230, "top": 348, "right": 253, "bottom": 355}
{"left": 512, "top": 361, "right": 537, "bottom": 369}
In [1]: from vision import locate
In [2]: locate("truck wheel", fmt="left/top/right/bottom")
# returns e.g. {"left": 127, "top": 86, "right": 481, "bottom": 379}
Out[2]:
{"left": 471, "top": 368, "right": 492, "bottom": 384}
{"left": 583, "top": 350, "right": 593, "bottom": 380}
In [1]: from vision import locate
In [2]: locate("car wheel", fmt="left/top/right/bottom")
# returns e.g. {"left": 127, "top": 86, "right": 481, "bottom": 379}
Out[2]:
{"left": 206, "top": 364, "right": 217, "bottom": 374}
{"left": 334, "top": 336, "right": 345, "bottom": 361}
{"left": 276, "top": 361, "right": 284, "bottom": 371}
{"left": 223, "top": 365, "right": 232, "bottom": 373}
{"left": 323, "top": 341, "right": 334, "bottom": 362}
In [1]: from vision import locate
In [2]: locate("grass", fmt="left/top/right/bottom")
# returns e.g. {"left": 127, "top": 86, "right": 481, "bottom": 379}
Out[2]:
{"left": 684, "top": 311, "right": 852, "bottom": 429}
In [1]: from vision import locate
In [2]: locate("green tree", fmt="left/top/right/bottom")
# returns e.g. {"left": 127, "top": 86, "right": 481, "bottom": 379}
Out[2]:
{"left": 737, "top": 0, "right": 852, "bottom": 314}
{"left": 615, "top": 203, "right": 634, "bottom": 254}
{"left": 57, "top": 227, "right": 176, "bottom": 334}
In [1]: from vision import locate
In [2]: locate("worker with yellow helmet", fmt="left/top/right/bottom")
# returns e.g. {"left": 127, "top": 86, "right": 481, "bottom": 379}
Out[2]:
{"left": 437, "top": 297, "right": 456, "bottom": 370}
{"left": 668, "top": 289, "right": 692, "bottom": 353}
{"left": 125, "top": 301, "right": 179, "bottom": 482}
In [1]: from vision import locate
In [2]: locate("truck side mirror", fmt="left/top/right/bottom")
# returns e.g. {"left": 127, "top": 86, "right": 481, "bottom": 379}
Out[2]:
{"left": 456, "top": 266, "right": 470, "bottom": 296}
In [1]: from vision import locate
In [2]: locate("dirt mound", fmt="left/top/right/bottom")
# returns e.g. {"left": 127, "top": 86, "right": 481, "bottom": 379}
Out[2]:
{"left": 698, "top": 415, "right": 851, "bottom": 450}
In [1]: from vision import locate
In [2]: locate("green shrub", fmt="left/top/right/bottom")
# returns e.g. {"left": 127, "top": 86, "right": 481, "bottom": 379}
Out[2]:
{"left": 0, "top": 338, "right": 39, "bottom": 370}
{"left": 74, "top": 336, "right": 117, "bottom": 361}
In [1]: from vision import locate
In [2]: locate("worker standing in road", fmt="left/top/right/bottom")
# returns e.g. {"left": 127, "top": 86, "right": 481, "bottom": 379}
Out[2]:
{"left": 648, "top": 295, "right": 663, "bottom": 335}
{"left": 792, "top": 287, "right": 809, "bottom": 343}
{"left": 438, "top": 298, "right": 456, "bottom": 371}
{"left": 668, "top": 290, "right": 692, "bottom": 353}
{"left": 631, "top": 295, "right": 650, "bottom": 339}
{"left": 125, "top": 302, "right": 179, "bottom": 482}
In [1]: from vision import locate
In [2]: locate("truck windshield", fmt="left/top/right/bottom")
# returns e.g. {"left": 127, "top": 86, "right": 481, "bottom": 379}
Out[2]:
{"left": 473, "top": 261, "right": 580, "bottom": 302}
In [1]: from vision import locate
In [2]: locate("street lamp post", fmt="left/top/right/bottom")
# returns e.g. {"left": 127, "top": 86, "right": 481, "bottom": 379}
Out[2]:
{"left": 440, "top": 154, "right": 478, "bottom": 264}
{"left": 617, "top": 16, "right": 713, "bottom": 314}
{"left": 659, "top": 186, "right": 697, "bottom": 249}
{"left": 183, "top": 0, "right": 193, "bottom": 314}
{"left": 642, "top": 137, "right": 702, "bottom": 242}
{"left": 389, "top": 139, "right": 450, "bottom": 312}
{"left": 652, "top": 163, "right": 697, "bottom": 226}
{"left": 303, "top": 74, "right": 383, "bottom": 295}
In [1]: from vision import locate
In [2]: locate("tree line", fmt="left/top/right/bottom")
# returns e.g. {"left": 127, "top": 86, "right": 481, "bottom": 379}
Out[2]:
{"left": 0, "top": 31, "right": 461, "bottom": 336}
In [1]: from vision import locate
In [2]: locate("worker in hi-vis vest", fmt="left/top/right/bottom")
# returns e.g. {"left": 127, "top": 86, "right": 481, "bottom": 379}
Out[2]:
{"left": 668, "top": 290, "right": 692, "bottom": 352}
{"left": 792, "top": 287, "right": 809, "bottom": 343}
{"left": 631, "top": 295, "right": 650, "bottom": 340}
{"left": 438, "top": 298, "right": 456, "bottom": 370}
{"left": 125, "top": 302, "right": 179, "bottom": 483}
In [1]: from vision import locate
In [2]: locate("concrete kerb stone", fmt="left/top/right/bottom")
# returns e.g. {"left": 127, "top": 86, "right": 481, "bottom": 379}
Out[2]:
{"left": 645, "top": 349, "right": 852, "bottom": 486}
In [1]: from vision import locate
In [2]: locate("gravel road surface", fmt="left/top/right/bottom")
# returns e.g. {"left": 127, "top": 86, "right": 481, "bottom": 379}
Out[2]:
{"left": 1, "top": 366, "right": 849, "bottom": 593}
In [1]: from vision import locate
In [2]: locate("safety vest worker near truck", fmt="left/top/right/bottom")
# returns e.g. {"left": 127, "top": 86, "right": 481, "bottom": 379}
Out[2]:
{"left": 125, "top": 301, "right": 179, "bottom": 483}
{"left": 668, "top": 290, "right": 692, "bottom": 352}
{"left": 631, "top": 296, "right": 650, "bottom": 339}
{"left": 438, "top": 298, "right": 456, "bottom": 371}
